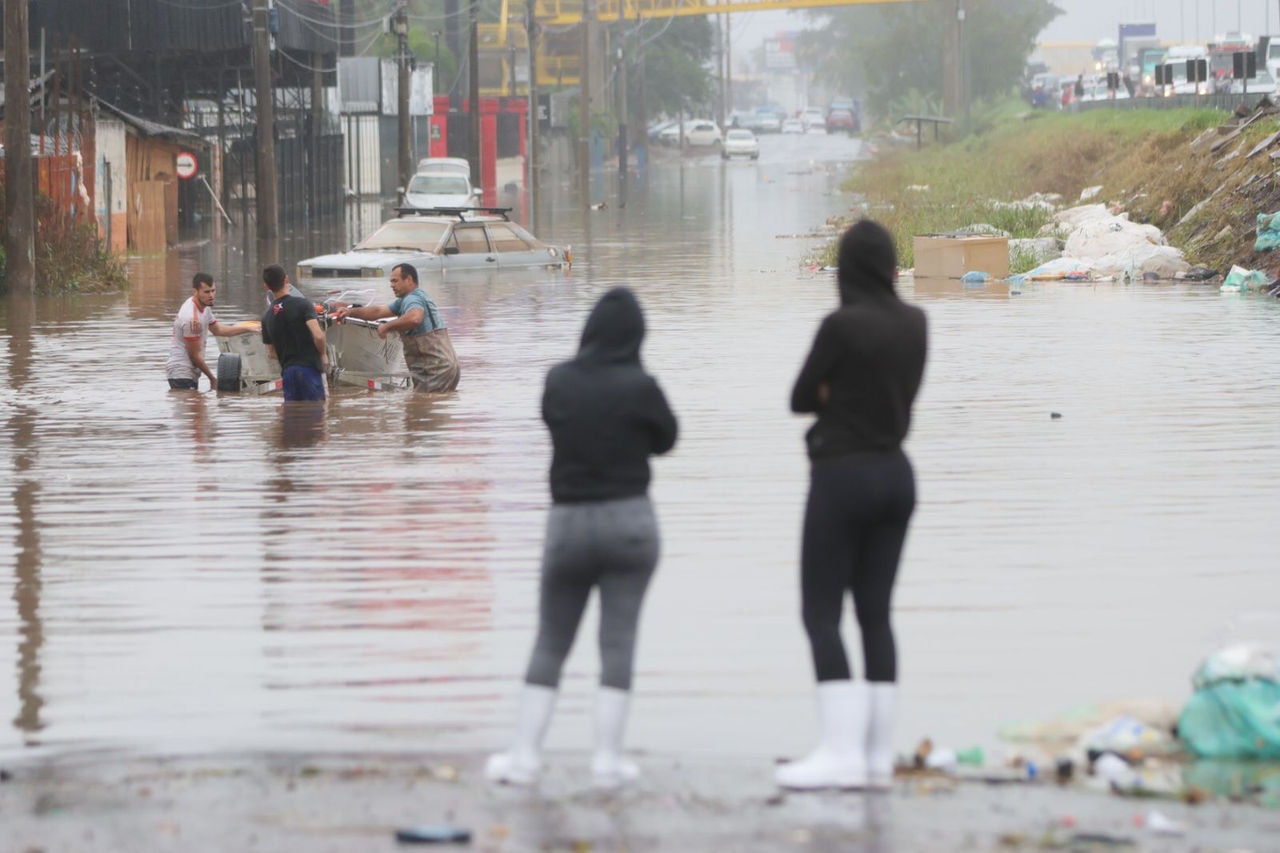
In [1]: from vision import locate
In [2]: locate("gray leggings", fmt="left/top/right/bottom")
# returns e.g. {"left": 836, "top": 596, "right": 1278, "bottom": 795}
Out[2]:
{"left": 524, "top": 495, "right": 660, "bottom": 691}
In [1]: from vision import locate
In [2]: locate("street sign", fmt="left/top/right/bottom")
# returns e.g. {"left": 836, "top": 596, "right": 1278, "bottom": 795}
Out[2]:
{"left": 175, "top": 151, "right": 198, "bottom": 179}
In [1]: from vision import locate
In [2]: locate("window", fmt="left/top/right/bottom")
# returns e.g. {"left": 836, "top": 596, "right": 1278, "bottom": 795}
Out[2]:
{"left": 488, "top": 223, "right": 534, "bottom": 252}
{"left": 358, "top": 220, "right": 448, "bottom": 250}
{"left": 447, "top": 225, "right": 491, "bottom": 253}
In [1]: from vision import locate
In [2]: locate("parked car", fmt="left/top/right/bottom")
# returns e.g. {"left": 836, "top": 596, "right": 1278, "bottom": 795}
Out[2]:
{"left": 801, "top": 107, "right": 826, "bottom": 130}
{"left": 826, "top": 107, "right": 859, "bottom": 134}
{"left": 403, "top": 170, "right": 480, "bottom": 209}
{"left": 780, "top": 117, "right": 805, "bottom": 134}
{"left": 295, "top": 207, "right": 570, "bottom": 298}
{"left": 1228, "top": 68, "right": 1279, "bottom": 95}
{"left": 415, "top": 156, "right": 470, "bottom": 176}
{"left": 658, "top": 119, "right": 722, "bottom": 148}
{"left": 721, "top": 128, "right": 760, "bottom": 160}
{"left": 752, "top": 106, "right": 784, "bottom": 133}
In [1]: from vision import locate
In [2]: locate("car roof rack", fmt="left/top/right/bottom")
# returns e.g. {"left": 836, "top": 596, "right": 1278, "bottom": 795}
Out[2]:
{"left": 394, "top": 206, "right": 512, "bottom": 221}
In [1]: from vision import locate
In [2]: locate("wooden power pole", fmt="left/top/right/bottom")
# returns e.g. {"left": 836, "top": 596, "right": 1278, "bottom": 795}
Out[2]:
{"left": 395, "top": 1, "right": 412, "bottom": 198}
{"left": 579, "top": 0, "right": 592, "bottom": 208}
{"left": 254, "top": 0, "right": 279, "bottom": 242}
{"left": 4, "top": 0, "right": 36, "bottom": 294}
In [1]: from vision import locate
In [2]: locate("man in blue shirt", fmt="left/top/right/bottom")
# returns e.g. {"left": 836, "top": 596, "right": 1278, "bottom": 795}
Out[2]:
{"left": 261, "top": 264, "right": 329, "bottom": 401}
{"left": 335, "top": 263, "right": 460, "bottom": 392}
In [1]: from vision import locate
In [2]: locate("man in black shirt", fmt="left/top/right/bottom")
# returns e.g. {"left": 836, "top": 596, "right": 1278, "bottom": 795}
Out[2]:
{"left": 261, "top": 264, "right": 328, "bottom": 401}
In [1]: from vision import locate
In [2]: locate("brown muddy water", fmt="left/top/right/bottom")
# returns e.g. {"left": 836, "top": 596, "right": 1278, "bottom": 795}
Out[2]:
{"left": 2, "top": 132, "right": 1278, "bottom": 767}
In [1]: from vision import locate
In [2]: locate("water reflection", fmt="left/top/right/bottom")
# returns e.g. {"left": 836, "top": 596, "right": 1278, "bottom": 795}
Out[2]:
{"left": 274, "top": 401, "right": 329, "bottom": 450}
{"left": 6, "top": 294, "right": 45, "bottom": 738}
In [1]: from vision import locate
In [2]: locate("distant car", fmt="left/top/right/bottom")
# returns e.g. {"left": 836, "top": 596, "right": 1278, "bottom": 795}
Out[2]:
{"left": 659, "top": 119, "right": 722, "bottom": 148}
{"left": 721, "top": 128, "right": 760, "bottom": 160}
{"left": 752, "top": 107, "right": 784, "bottom": 133}
{"left": 295, "top": 207, "right": 570, "bottom": 297}
{"left": 1228, "top": 68, "right": 1279, "bottom": 95}
{"left": 826, "top": 108, "right": 858, "bottom": 134}
{"left": 415, "top": 156, "right": 470, "bottom": 177}
{"left": 780, "top": 117, "right": 805, "bottom": 134}
{"left": 801, "top": 107, "right": 826, "bottom": 130}
{"left": 647, "top": 118, "right": 678, "bottom": 141}
{"left": 403, "top": 170, "right": 480, "bottom": 210}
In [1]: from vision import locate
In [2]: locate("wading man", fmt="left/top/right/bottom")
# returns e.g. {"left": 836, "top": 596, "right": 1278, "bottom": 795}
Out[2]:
{"left": 261, "top": 264, "right": 329, "bottom": 401}
{"left": 166, "top": 272, "right": 256, "bottom": 390}
{"left": 335, "top": 263, "right": 460, "bottom": 392}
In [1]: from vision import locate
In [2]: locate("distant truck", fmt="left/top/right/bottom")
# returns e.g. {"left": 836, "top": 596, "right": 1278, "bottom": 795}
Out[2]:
{"left": 1260, "top": 35, "right": 1280, "bottom": 81}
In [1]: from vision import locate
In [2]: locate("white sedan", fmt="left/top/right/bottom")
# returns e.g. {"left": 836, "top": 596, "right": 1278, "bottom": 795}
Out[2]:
{"left": 721, "top": 128, "right": 760, "bottom": 160}
{"left": 659, "top": 119, "right": 722, "bottom": 148}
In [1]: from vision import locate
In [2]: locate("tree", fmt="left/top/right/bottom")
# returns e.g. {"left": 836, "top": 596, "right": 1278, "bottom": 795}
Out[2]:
{"left": 628, "top": 16, "right": 715, "bottom": 118}
{"left": 800, "top": 0, "right": 1060, "bottom": 121}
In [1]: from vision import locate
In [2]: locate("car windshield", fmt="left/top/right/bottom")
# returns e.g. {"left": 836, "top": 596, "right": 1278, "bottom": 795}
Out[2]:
{"left": 407, "top": 174, "right": 471, "bottom": 195}
{"left": 727, "top": 129, "right": 753, "bottom": 140}
{"left": 356, "top": 220, "right": 449, "bottom": 251}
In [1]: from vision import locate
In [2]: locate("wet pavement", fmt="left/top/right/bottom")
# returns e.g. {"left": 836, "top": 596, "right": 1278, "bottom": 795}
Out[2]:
{"left": 3, "top": 129, "right": 1280, "bottom": 847}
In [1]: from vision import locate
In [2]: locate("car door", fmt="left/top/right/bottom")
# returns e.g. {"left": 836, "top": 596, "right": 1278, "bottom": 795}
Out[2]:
{"left": 441, "top": 223, "right": 496, "bottom": 270}
{"left": 487, "top": 222, "right": 542, "bottom": 268}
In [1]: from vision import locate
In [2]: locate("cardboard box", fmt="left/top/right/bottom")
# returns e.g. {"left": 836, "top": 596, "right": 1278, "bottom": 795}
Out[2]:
{"left": 912, "top": 234, "right": 1010, "bottom": 279}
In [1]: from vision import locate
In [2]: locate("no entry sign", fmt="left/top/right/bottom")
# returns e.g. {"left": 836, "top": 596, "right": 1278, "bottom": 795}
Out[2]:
{"left": 175, "top": 151, "right": 198, "bottom": 179}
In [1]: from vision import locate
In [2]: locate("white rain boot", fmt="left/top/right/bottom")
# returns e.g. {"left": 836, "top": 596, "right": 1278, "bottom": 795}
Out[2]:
{"left": 866, "top": 682, "right": 897, "bottom": 790}
{"left": 775, "top": 680, "right": 868, "bottom": 790}
{"left": 591, "top": 686, "right": 641, "bottom": 789}
{"left": 485, "top": 684, "right": 557, "bottom": 786}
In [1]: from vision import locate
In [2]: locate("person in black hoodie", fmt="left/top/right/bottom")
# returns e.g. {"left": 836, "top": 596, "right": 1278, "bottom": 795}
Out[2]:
{"left": 776, "top": 220, "right": 928, "bottom": 791}
{"left": 486, "top": 286, "right": 678, "bottom": 789}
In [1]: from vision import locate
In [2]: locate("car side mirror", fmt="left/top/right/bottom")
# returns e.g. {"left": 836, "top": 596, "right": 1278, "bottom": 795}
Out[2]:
{"left": 471, "top": 188, "right": 482, "bottom": 197}
{"left": 443, "top": 246, "right": 460, "bottom": 255}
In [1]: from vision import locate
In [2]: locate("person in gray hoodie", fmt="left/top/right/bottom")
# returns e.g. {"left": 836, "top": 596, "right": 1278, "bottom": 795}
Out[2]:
{"left": 777, "top": 220, "right": 928, "bottom": 790}
{"left": 486, "top": 286, "right": 678, "bottom": 789}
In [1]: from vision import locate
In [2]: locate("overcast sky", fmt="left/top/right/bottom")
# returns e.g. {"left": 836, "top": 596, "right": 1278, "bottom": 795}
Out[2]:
{"left": 1043, "top": 0, "right": 1280, "bottom": 44}
{"left": 735, "top": 2, "right": 1280, "bottom": 54}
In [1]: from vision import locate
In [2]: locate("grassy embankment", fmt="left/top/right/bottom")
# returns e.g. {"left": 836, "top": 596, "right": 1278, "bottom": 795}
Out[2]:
{"left": 839, "top": 103, "right": 1280, "bottom": 276}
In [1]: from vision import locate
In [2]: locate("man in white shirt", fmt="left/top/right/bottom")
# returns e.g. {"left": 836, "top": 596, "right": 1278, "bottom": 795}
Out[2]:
{"left": 166, "top": 272, "right": 255, "bottom": 390}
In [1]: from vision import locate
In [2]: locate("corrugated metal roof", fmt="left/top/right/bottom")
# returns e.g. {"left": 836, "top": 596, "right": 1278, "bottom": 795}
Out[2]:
{"left": 95, "top": 98, "right": 207, "bottom": 145}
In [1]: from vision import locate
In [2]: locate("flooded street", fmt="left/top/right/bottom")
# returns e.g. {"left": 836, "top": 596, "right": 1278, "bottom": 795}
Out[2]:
{"left": 3, "top": 130, "right": 1279, "bottom": 768}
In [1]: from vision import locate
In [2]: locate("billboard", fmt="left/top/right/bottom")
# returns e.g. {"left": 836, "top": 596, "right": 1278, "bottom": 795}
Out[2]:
{"left": 764, "top": 35, "right": 797, "bottom": 71}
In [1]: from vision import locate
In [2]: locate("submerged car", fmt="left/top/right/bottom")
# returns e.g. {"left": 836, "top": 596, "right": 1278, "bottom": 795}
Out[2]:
{"left": 295, "top": 207, "right": 570, "bottom": 296}
{"left": 721, "top": 128, "right": 760, "bottom": 160}
{"left": 780, "top": 117, "right": 805, "bottom": 134}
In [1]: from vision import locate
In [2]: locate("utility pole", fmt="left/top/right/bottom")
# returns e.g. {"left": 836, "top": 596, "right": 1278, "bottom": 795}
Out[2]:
{"left": 395, "top": 1, "right": 412, "bottom": 198}
{"left": 253, "top": 0, "right": 279, "bottom": 242}
{"left": 527, "top": 12, "right": 540, "bottom": 204}
{"left": 469, "top": 0, "right": 481, "bottom": 189}
{"left": 4, "top": 0, "right": 35, "bottom": 294}
{"left": 579, "top": 0, "right": 592, "bottom": 208}
{"left": 616, "top": 44, "right": 628, "bottom": 184}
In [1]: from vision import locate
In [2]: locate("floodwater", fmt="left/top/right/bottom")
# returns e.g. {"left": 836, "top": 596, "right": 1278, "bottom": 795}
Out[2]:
{"left": 2, "top": 131, "right": 1279, "bottom": 767}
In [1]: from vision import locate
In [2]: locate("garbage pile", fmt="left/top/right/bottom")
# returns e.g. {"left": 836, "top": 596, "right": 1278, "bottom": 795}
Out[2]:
{"left": 1008, "top": 203, "right": 1193, "bottom": 284}
{"left": 896, "top": 643, "right": 1280, "bottom": 811}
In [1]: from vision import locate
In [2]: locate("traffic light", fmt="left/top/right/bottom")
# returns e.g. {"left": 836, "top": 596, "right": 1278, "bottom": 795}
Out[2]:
{"left": 1186, "top": 58, "right": 1207, "bottom": 83}
{"left": 1233, "top": 51, "right": 1258, "bottom": 79}
{"left": 1155, "top": 64, "right": 1170, "bottom": 86}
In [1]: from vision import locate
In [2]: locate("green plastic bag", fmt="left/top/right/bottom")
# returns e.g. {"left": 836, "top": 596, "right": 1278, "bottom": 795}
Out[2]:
{"left": 1177, "top": 680, "right": 1280, "bottom": 759}
{"left": 1254, "top": 211, "right": 1280, "bottom": 252}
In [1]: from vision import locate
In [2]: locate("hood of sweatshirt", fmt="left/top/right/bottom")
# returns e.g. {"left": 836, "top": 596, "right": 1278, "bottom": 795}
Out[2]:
{"left": 576, "top": 286, "right": 645, "bottom": 365}
{"left": 836, "top": 219, "right": 898, "bottom": 306}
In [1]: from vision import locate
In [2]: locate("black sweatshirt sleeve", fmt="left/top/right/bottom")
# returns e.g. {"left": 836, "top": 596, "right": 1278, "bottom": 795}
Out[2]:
{"left": 791, "top": 314, "right": 839, "bottom": 414}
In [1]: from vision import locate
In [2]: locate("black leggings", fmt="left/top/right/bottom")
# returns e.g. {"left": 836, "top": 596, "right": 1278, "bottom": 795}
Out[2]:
{"left": 801, "top": 450, "right": 915, "bottom": 683}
